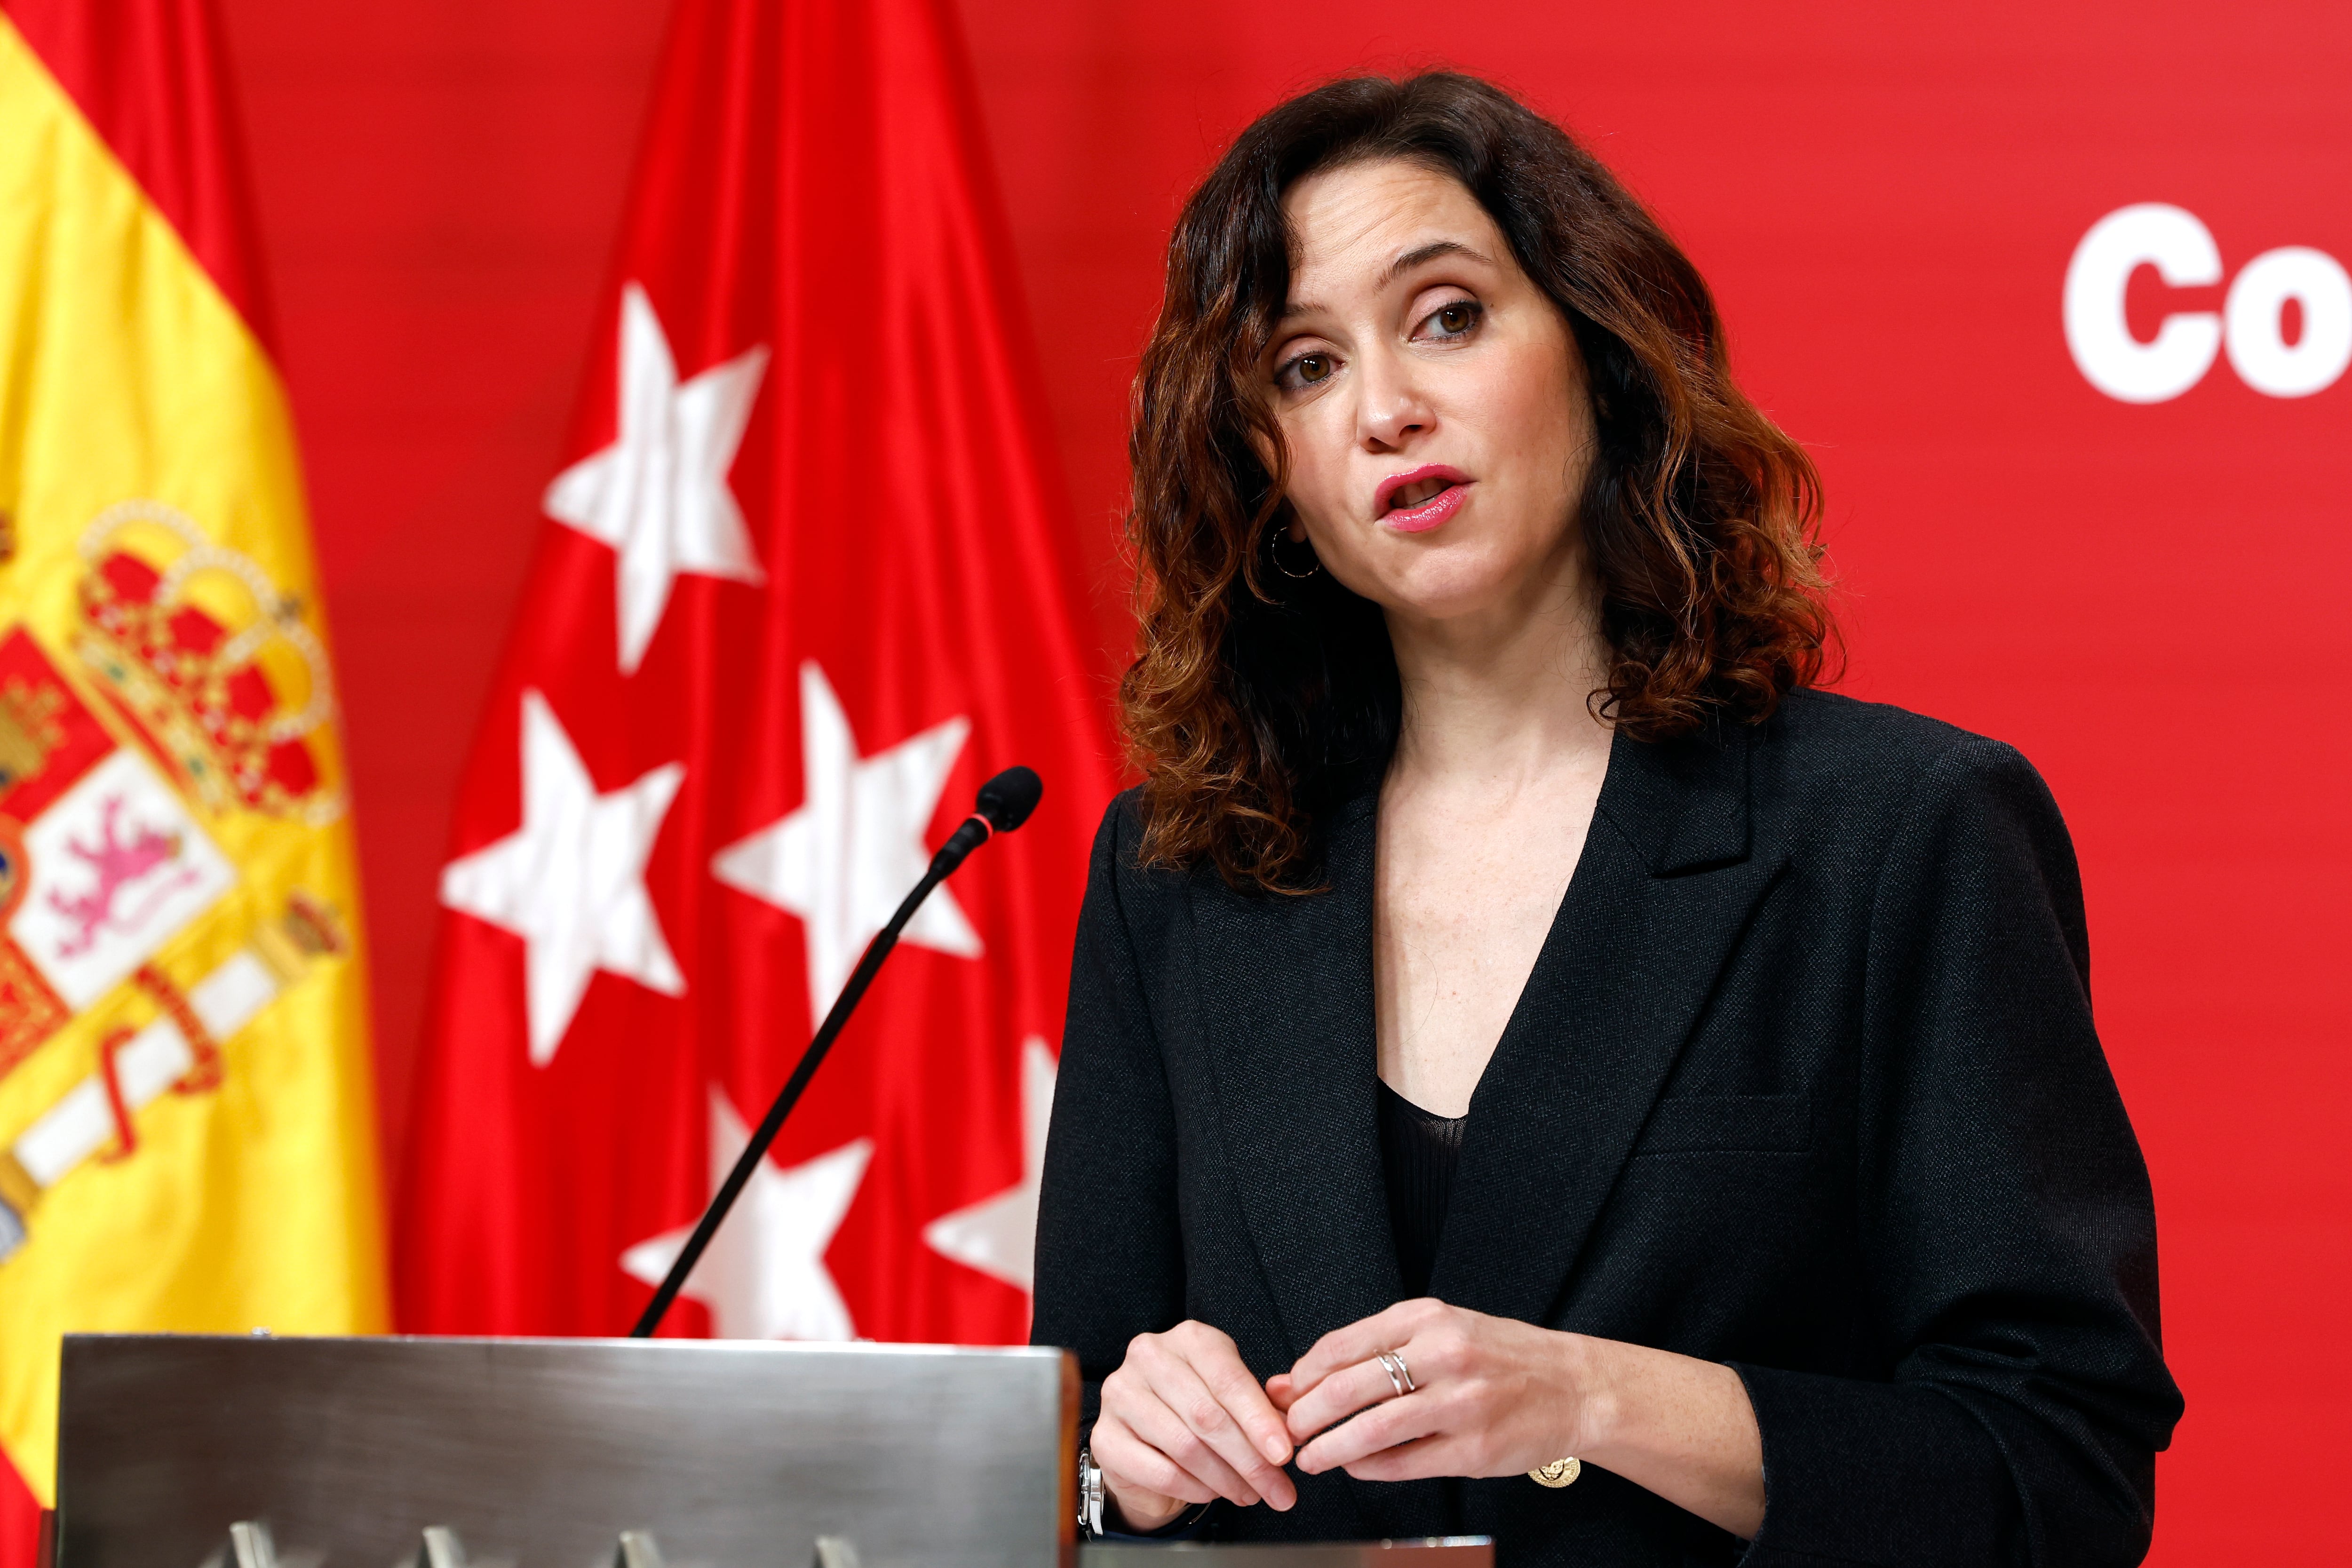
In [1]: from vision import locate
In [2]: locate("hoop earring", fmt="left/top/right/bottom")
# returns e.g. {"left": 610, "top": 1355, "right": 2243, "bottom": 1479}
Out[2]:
{"left": 1269, "top": 521, "right": 1320, "bottom": 580}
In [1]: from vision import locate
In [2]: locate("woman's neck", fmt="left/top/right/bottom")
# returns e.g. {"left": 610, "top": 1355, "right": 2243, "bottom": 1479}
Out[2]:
{"left": 1383, "top": 547, "right": 1613, "bottom": 791}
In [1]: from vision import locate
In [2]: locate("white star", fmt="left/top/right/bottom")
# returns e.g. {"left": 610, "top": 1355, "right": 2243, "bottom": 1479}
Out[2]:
{"left": 544, "top": 282, "right": 770, "bottom": 674}
{"left": 439, "top": 690, "right": 686, "bottom": 1066}
{"left": 620, "top": 1086, "right": 872, "bottom": 1341}
{"left": 923, "top": 1036, "right": 1056, "bottom": 1293}
{"left": 711, "top": 661, "right": 980, "bottom": 1027}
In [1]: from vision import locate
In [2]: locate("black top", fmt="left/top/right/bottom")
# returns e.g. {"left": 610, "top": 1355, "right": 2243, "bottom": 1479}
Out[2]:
{"left": 1033, "top": 691, "right": 2182, "bottom": 1568}
{"left": 1376, "top": 1080, "right": 1465, "bottom": 1301}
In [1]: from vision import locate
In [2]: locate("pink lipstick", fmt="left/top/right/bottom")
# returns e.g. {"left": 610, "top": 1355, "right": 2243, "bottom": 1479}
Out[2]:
{"left": 1375, "top": 464, "right": 1471, "bottom": 534}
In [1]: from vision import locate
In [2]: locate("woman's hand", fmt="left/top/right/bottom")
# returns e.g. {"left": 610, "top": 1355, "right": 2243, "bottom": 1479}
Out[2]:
{"left": 1274, "top": 1298, "right": 1593, "bottom": 1480}
{"left": 1274, "top": 1299, "right": 1765, "bottom": 1540}
{"left": 1092, "top": 1320, "right": 1298, "bottom": 1531}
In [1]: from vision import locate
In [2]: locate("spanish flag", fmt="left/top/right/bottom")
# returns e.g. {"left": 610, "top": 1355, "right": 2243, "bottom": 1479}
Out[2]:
{"left": 0, "top": 0, "right": 387, "bottom": 1545}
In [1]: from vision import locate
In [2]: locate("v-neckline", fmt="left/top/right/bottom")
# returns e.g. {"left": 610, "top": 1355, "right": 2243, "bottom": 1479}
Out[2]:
{"left": 1184, "top": 718, "right": 1768, "bottom": 1393}
{"left": 1366, "top": 743, "right": 1606, "bottom": 1123}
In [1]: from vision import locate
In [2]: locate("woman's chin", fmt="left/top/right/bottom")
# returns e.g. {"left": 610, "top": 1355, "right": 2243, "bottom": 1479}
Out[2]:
{"left": 1365, "top": 553, "right": 1543, "bottom": 628}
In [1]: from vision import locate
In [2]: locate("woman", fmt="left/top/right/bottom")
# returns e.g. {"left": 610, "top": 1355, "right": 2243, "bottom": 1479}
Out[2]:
{"left": 1031, "top": 72, "right": 2179, "bottom": 1568}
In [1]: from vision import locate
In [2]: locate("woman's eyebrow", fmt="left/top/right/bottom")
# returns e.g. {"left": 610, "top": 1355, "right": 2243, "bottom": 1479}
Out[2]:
{"left": 1381, "top": 239, "right": 1494, "bottom": 287}
{"left": 1276, "top": 240, "right": 1498, "bottom": 323}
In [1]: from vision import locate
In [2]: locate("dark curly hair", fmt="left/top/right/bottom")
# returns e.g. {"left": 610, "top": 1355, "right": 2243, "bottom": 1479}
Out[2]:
{"left": 1121, "top": 72, "right": 1835, "bottom": 892}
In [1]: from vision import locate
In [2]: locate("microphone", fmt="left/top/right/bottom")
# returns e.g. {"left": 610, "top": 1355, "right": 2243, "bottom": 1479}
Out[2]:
{"left": 630, "top": 765, "right": 1045, "bottom": 1338}
{"left": 926, "top": 764, "right": 1042, "bottom": 874}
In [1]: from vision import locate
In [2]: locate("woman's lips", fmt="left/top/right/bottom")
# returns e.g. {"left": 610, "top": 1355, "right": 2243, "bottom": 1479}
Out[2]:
{"left": 1374, "top": 463, "right": 1467, "bottom": 514}
{"left": 1374, "top": 463, "right": 1472, "bottom": 533}
{"left": 1383, "top": 482, "right": 1469, "bottom": 533}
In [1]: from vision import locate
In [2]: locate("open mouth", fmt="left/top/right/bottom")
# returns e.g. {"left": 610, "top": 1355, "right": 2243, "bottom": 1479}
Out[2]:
{"left": 1376, "top": 466, "right": 1471, "bottom": 533}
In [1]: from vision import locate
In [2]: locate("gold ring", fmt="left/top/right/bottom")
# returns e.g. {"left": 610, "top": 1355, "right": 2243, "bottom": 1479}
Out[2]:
{"left": 1529, "top": 1457, "right": 1581, "bottom": 1488}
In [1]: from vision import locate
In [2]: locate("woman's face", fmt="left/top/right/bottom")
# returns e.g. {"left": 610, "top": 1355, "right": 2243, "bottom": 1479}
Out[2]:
{"left": 1264, "top": 159, "right": 1597, "bottom": 628}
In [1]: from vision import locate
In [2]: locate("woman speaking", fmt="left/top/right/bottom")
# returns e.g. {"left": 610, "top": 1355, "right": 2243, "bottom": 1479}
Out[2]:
{"left": 1031, "top": 72, "right": 2180, "bottom": 1567}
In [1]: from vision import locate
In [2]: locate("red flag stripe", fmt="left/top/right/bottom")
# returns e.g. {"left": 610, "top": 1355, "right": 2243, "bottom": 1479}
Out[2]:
{"left": 0, "top": 1456, "right": 35, "bottom": 1568}
{"left": 398, "top": 0, "right": 1117, "bottom": 1345}
{"left": 2, "top": 0, "right": 277, "bottom": 350}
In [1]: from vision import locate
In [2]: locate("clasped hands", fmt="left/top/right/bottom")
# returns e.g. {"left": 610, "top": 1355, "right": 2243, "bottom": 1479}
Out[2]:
{"left": 1092, "top": 1299, "right": 1597, "bottom": 1532}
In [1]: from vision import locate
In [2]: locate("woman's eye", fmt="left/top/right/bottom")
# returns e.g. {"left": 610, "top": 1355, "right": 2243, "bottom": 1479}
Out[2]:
{"left": 1278, "top": 352, "right": 1334, "bottom": 390}
{"left": 1421, "top": 300, "right": 1482, "bottom": 339}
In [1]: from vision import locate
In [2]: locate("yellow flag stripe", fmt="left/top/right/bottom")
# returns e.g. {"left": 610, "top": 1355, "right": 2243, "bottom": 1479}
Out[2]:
{"left": 0, "top": 16, "right": 386, "bottom": 1505}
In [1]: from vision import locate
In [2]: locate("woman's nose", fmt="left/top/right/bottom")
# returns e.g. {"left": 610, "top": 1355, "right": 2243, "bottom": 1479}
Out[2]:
{"left": 1355, "top": 347, "right": 1435, "bottom": 451}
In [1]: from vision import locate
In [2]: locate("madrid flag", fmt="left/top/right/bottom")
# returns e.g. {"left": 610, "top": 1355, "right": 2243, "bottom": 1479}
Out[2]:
{"left": 0, "top": 0, "right": 386, "bottom": 1552}
{"left": 399, "top": 0, "right": 1115, "bottom": 1344}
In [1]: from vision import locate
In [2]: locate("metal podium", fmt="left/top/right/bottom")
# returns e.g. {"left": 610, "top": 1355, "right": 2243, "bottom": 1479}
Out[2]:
{"left": 53, "top": 1334, "right": 1493, "bottom": 1568}
{"left": 54, "top": 1335, "right": 1075, "bottom": 1568}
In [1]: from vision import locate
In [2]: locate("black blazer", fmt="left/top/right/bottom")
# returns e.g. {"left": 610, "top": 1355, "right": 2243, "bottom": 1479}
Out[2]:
{"left": 1033, "top": 691, "right": 2182, "bottom": 1568}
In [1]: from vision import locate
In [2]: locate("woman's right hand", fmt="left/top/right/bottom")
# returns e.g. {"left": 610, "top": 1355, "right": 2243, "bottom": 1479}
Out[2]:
{"left": 1092, "top": 1321, "right": 1298, "bottom": 1530}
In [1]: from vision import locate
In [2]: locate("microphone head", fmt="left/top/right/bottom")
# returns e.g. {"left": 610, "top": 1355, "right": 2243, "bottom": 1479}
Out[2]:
{"left": 975, "top": 766, "right": 1042, "bottom": 834}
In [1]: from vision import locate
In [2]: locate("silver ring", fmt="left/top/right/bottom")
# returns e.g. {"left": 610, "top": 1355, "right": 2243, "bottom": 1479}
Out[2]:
{"left": 1375, "top": 1349, "right": 1416, "bottom": 1398}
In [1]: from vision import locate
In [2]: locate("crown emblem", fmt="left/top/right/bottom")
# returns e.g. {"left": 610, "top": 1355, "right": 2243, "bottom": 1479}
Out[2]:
{"left": 72, "top": 501, "right": 344, "bottom": 826}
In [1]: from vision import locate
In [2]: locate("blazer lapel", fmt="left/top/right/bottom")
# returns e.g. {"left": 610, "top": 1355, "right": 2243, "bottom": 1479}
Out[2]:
{"left": 1427, "top": 723, "right": 1778, "bottom": 1327}
{"left": 1188, "top": 788, "right": 1403, "bottom": 1361}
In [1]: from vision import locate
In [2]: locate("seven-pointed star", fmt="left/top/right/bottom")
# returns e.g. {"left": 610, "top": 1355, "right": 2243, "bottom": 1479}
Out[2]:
{"left": 711, "top": 661, "right": 980, "bottom": 1027}
{"left": 923, "top": 1036, "right": 1056, "bottom": 1293}
{"left": 620, "top": 1087, "right": 872, "bottom": 1341}
{"left": 544, "top": 281, "right": 771, "bottom": 675}
{"left": 439, "top": 690, "right": 687, "bottom": 1066}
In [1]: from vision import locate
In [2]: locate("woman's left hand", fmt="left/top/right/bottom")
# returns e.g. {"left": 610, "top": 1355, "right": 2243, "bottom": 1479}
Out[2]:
{"left": 1271, "top": 1298, "right": 1593, "bottom": 1480}
{"left": 1271, "top": 1298, "right": 1767, "bottom": 1541}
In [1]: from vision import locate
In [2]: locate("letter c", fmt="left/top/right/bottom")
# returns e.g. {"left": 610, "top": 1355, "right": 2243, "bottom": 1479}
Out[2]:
{"left": 2064, "top": 204, "right": 2223, "bottom": 404}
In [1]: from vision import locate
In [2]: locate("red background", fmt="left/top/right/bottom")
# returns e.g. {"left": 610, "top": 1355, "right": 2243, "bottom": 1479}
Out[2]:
{"left": 201, "top": 0, "right": 2347, "bottom": 1560}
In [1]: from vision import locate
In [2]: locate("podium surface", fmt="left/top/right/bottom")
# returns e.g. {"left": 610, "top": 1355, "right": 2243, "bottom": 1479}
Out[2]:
{"left": 56, "top": 1335, "right": 1076, "bottom": 1568}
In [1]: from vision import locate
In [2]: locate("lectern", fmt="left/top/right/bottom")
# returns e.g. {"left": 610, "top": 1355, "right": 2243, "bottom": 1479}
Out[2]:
{"left": 52, "top": 1334, "right": 1492, "bottom": 1568}
{"left": 54, "top": 1335, "right": 1073, "bottom": 1568}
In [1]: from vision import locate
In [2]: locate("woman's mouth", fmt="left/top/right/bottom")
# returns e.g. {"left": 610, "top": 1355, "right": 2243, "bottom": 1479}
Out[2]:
{"left": 1375, "top": 465, "right": 1472, "bottom": 533}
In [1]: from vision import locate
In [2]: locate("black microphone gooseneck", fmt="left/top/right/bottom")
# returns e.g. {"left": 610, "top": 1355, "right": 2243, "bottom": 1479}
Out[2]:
{"left": 630, "top": 764, "right": 1044, "bottom": 1338}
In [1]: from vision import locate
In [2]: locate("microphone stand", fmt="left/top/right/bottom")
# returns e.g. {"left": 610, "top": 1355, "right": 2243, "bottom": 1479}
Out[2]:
{"left": 630, "top": 767, "right": 1039, "bottom": 1338}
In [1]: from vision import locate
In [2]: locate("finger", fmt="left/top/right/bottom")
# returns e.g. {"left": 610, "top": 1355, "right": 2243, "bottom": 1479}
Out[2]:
{"left": 1159, "top": 1325, "right": 1295, "bottom": 1467}
{"left": 1295, "top": 1388, "right": 1445, "bottom": 1475}
{"left": 1284, "top": 1354, "right": 1403, "bottom": 1444}
{"left": 1144, "top": 1352, "right": 1298, "bottom": 1508}
{"left": 1190, "top": 1343, "right": 1298, "bottom": 1469}
{"left": 1288, "top": 1300, "right": 1432, "bottom": 1398}
{"left": 1265, "top": 1372, "right": 1297, "bottom": 1412}
{"left": 1340, "top": 1433, "right": 1455, "bottom": 1483}
{"left": 1119, "top": 1386, "right": 1265, "bottom": 1506}
{"left": 1090, "top": 1410, "right": 1217, "bottom": 1508}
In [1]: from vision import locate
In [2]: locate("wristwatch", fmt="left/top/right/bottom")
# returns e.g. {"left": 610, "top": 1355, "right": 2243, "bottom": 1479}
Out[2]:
{"left": 1078, "top": 1445, "right": 1105, "bottom": 1538}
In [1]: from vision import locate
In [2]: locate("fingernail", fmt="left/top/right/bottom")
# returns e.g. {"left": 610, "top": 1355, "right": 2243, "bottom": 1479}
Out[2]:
{"left": 1262, "top": 1436, "right": 1287, "bottom": 1463}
